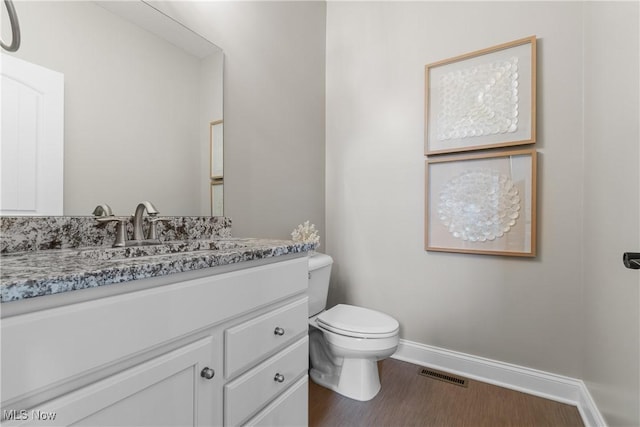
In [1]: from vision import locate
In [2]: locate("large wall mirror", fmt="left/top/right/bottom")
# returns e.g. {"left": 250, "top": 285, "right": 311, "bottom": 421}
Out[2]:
{"left": 1, "top": 0, "right": 223, "bottom": 217}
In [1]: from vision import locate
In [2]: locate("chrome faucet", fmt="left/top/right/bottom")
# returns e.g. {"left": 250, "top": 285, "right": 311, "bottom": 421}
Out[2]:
{"left": 132, "top": 201, "right": 159, "bottom": 241}
{"left": 93, "top": 201, "right": 165, "bottom": 248}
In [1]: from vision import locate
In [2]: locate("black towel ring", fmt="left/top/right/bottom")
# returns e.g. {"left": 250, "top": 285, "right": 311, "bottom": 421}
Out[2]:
{"left": 1, "top": 0, "right": 21, "bottom": 52}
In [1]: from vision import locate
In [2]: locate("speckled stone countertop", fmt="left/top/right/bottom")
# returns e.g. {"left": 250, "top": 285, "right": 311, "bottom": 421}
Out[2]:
{"left": 1, "top": 216, "right": 233, "bottom": 253}
{"left": 0, "top": 238, "right": 315, "bottom": 303}
{"left": 0, "top": 216, "right": 314, "bottom": 303}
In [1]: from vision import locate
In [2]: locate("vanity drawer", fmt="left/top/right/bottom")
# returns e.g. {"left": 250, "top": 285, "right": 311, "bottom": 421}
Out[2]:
{"left": 224, "top": 336, "right": 308, "bottom": 426}
{"left": 225, "top": 297, "right": 308, "bottom": 378}
{"left": 244, "top": 375, "right": 308, "bottom": 427}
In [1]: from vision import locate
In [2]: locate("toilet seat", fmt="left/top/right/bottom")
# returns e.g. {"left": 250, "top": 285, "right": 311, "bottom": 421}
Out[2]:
{"left": 316, "top": 304, "right": 399, "bottom": 339}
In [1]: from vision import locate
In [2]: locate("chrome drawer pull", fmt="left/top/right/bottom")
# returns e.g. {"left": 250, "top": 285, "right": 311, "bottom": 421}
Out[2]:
{"left": 274, "top": 327, "right": 285, "bottom": 336}
{"left": 200, "top": 367, "right": 215, "bottom": 380}
{"left": 274, "top": 373, "right": 285, "bottom": 383}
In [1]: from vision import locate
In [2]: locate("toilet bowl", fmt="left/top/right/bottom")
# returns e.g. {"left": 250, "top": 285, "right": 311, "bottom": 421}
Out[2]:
{"left": 307, "top": 254, "right": 400, "bottom": 401}
{"left": 309, "top": 304, "right": 399, "bottom": 401}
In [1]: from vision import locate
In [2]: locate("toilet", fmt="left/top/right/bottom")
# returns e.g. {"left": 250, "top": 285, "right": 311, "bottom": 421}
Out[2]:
{"left": 307, "top": 253, "right": 399, "bottom": 401}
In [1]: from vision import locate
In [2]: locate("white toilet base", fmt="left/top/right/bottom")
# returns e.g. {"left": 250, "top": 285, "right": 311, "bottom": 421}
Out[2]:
{"left": 310, "top": 358, "right": 382, "bottom": 401}
{"left": 309, "top": 329, "right": 384, "bottom": 401}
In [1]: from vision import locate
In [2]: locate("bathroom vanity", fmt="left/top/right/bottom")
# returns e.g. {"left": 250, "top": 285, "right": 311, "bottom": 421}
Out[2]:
{"left": 1, "top": 217, "right": 313, "bottom": 426}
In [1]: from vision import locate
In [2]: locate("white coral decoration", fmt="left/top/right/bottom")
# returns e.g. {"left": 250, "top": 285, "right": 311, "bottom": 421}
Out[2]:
{"left": 291, "top": 221, "right": 320, "bottom": 247}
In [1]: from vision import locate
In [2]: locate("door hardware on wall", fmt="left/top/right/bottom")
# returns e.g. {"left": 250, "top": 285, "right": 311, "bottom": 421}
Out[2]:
{"left": 623, "top": 252, "right": 640, "bottom": 269}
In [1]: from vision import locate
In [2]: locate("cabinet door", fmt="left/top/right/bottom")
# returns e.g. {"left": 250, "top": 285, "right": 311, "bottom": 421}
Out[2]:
{"left": 2, "top": 337, "right": 219, "bottom": 427}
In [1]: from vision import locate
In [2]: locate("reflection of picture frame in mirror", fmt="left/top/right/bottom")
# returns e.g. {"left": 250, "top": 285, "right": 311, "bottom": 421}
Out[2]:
{"left": 210, "top": 120, "right": 223, "bottom": 216}
{"left": 210, "top": 182, "right": 223, "bottom": 217}
{"left": 425, "top": 148, "right": 537, "bottom": 257}
{"left": 425, "top": 36, "right": 536, "bottom": 155}
{"left": 210, "top": 120, "right": 224, "bottom": 179}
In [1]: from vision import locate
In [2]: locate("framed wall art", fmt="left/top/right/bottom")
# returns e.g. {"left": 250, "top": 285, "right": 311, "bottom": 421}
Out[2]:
{"left": 425, "top": 148, "right": 537, "bottom": 257}
{"left": 425, "top": 36, "right": 537, "bottom": 155}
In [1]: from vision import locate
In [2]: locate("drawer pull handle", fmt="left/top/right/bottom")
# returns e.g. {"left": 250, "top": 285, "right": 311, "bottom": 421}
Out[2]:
{"left": 200, "top": 367, "right": 215, "bottom": 380}
{"left": 274, "top": 327, "right": 285, "bottom": 336}
{"left": 274, "top": 373, "right": 285, "bottom": 383}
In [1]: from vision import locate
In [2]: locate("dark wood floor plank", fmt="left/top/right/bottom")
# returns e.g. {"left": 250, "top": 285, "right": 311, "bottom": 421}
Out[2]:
{"left": 309, "top": 358, "right": 584, "bottom": 427}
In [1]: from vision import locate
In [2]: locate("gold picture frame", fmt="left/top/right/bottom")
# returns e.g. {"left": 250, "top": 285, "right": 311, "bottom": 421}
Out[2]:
{"left": 425, "top": 148, "right": 537, "bottom": 257}
{"left": 425, "top": 36, "right": 537, "bottom": 155}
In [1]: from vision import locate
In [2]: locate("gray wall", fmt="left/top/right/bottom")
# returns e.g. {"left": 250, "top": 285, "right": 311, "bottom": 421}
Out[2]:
{"left": 583, "top": 2, "right": 640, "bottom": 426}
{"left": 326, "top": 0, "right": 585, "bottom": 376}
{"left": 325, "top": 2, "right": 639, "bottom": 425}
{"left": 162, "top": 2, "right": 327, "bottom": 241}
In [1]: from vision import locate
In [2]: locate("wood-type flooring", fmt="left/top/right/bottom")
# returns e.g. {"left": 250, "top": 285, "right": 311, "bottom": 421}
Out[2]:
{"left": 309, "top": 358, "right": 584, "bottom": 427}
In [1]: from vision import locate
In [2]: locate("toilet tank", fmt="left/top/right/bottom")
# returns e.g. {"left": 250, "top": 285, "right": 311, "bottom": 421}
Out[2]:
{"left": 308, "top": 253, "right": 333, "bottom": 317}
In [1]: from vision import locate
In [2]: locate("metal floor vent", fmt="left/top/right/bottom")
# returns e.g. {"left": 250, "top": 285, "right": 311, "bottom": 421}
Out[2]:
{"left": 418, "top": 367, "right": 469, "bottom": 388}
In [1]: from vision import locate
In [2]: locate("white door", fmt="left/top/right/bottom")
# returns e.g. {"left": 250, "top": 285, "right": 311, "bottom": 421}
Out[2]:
{"left": 0, "top": 53, "right": 64, "bottom": 215}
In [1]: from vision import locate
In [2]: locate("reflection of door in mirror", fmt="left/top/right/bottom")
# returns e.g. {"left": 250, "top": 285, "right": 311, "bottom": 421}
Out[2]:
{"left": 0, "top": 54, "right": 63, "bottom": 215}
{"left": 210, "top": 120, "right": 224, "bottom": 216}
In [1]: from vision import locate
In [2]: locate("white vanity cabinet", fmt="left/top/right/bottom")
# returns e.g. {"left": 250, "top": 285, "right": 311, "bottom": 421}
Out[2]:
{"left": 1, "top": 257, "right": 309, "bottom": 427}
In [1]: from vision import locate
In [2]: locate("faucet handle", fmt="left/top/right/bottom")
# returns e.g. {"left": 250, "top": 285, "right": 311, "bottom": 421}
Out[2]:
{"left": 92, "top": 204, "right": 113, "bottom": 217}
{"left": 96, "top": 216, "right": 130, "bottom": 247}
{"left": 147, "top": 217, "right": 171, "bottom": 240}
{"left": 148, "top": 216, "right": 170, "bottom": 223}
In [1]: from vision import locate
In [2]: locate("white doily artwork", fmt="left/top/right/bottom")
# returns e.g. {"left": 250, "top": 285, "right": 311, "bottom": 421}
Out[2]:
{"left": 438, "top": 169, "right": 521, "bottom": 242}
{"left": 436, "top": 57, "right": 520, "bottom": 141}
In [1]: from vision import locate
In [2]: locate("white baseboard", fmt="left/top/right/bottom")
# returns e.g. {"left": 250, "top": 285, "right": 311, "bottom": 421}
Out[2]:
{"left": 391, "top": 339, "right": 606, "bottom": 427}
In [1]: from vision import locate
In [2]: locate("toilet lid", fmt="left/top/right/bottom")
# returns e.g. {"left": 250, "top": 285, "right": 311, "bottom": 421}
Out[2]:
{"left": 316, "top": 304, "right": 399, "bottom": 338}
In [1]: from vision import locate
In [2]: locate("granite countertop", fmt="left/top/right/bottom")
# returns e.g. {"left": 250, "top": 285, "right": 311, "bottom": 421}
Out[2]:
{"left": 0, "top": 238, "right": 315, "bottom": 303}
